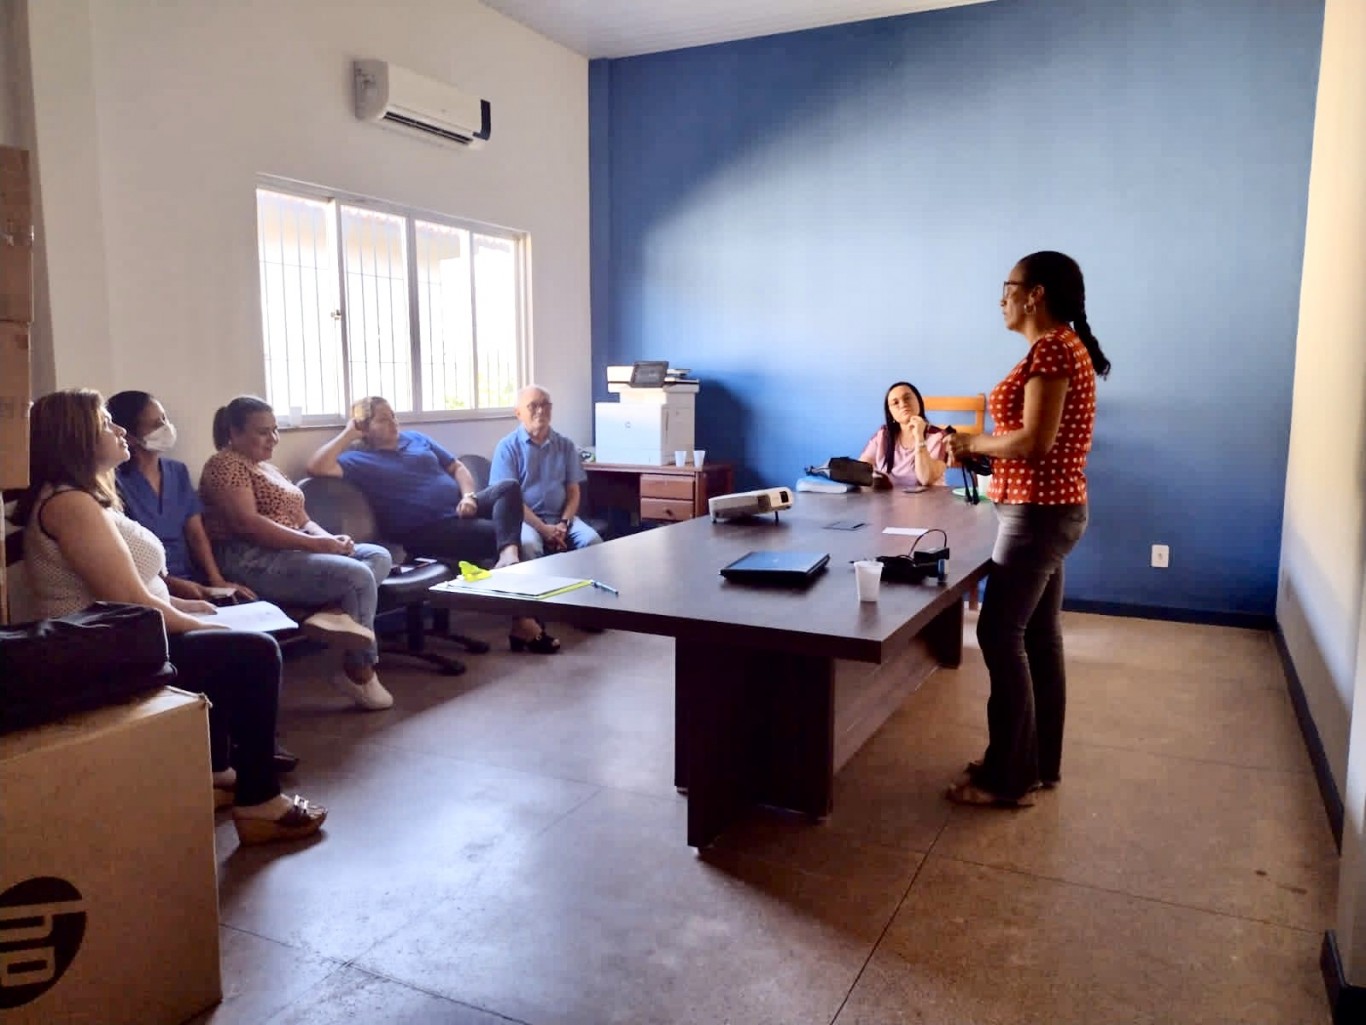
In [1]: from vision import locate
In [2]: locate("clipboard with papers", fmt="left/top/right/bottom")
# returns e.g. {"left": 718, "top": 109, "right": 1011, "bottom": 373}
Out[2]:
{"left": 432, "top": 574, "right": 592, "bottom": 600}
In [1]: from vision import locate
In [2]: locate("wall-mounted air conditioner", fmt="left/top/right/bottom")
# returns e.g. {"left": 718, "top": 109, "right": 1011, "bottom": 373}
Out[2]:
{"left": 353, "top": 59, "right": 491, "bottom": 148}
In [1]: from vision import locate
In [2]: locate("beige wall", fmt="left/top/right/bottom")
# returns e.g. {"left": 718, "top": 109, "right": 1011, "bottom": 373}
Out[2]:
{"left": 23, "top": 0, "right": 590, "bottom": 477}
{"left": 1277, "top": 0, "right": 1366, "bottom": 986}
{"left": 1278, "top": 0, "right": 1366, "bottom": 800}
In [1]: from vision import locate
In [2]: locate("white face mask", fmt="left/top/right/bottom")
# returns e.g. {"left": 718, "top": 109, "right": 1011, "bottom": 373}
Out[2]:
{"left": 141, "top": 421, "right": 178, "bottom": 453}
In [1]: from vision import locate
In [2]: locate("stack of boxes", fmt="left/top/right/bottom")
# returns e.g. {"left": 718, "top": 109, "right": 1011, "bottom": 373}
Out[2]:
{"left": 0, "top": 147, "right": 225, "bottom": 1024}
{"left": 0, "top": 144, "right": 32, "bottom": 625}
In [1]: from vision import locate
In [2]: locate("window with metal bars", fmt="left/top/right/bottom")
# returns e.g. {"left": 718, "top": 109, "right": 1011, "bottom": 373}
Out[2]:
{"left": 255, "top": 181, "right": 528, "bottom": 422}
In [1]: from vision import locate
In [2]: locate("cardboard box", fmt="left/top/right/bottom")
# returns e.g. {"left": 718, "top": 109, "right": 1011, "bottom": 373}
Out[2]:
{"left": 0, "top": 689, "right": 222, "bottom": 1024}
{"left": 0, "top": 322, "right": 29, "bottom": 489}
{"left": 0, "top": 146, "right": 32, "bottom": 325}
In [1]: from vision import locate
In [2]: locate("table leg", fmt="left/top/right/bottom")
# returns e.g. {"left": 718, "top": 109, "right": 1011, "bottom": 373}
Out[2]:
{"left": 676, "top": 643, "right": 834, "bottom": 848}
{"left": 923, "top": 594, "right": 965, "bottom": 668}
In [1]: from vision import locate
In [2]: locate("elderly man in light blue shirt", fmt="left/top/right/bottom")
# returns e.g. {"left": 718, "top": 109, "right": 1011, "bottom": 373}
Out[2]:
{"left": 491, "top": 384, "right": 603, "bottom": 558}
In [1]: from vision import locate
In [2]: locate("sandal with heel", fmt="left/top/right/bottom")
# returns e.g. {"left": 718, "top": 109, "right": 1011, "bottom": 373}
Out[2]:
{"left": 509, "top": 630, "right": 560, "bottom": 654}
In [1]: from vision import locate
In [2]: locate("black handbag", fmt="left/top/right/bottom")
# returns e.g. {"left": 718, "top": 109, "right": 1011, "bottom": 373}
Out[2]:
{"left": 823, "top": 457, "right": 875, "bottom": 487}
{"left": 0, "top": 602, "right": 177, "bottom": 734}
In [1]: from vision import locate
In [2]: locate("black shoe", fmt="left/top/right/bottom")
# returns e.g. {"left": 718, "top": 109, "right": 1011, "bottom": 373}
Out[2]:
{"left": 508, "top": 630, "right": 560, "bottom": 654}
{"left": 273, "top": 747, "right": 300, "bottom": 774}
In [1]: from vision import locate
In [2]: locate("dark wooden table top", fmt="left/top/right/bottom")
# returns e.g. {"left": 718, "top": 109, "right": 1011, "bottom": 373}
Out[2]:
{"left": 428, "top": 488, "right": 998, "bottom": 662}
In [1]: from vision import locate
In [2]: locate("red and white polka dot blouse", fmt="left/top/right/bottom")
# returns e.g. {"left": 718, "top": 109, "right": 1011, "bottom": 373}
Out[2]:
{"left": 985, "top": 326, "right": 1096, "bottom": 506}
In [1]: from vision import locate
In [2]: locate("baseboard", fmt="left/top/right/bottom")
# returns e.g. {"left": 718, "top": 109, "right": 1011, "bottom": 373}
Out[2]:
{"left": 1321, "top": 932, "right": 1366, "bottom": 1024}
{"left": 1273, "top": 627, "right": 1344, "bottom": 850}
{"left": 1061, "top": 599, "right": 1275, "bottom": 630}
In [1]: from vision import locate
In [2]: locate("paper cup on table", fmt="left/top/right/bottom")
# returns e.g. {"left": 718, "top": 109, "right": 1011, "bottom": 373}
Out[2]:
{"left": 693, "top": 449, "right": 706, "bottom": 467}
{"left": 853, "top": 560, "right": 883, "bottom": 602}
{"left": 674, "top": 450, "right": 687, "bottom": 467}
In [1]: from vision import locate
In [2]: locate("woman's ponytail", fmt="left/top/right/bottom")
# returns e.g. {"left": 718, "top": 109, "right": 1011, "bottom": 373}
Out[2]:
{"left": 1073, "top": 310, "right": 1111, "bottom": 379}
{"left": 211, "top": 406, "right": 230, "bottom": 449}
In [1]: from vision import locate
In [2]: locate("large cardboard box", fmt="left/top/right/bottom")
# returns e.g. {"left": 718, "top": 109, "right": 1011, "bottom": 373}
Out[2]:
{"left": 0, "top": 689, "right": 222, "bottom": 1024}
{"left": 0, "top": 321, "right": 29, "bottom": 489}
{"left": 0, "top": 146, "right": 33, "bottom": 325}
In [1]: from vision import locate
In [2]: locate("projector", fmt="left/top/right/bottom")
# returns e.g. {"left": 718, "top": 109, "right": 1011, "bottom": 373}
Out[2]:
{"left": 709, "top": 487, "right": 794, "bottom": 522}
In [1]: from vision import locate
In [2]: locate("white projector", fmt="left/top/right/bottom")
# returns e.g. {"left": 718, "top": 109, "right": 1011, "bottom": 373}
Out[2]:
{"left": 709, "top": 487, "right": 794, "bottom": 522}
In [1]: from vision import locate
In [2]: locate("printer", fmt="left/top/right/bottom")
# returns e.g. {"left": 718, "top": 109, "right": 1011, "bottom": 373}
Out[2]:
{"left": 594, "top": 361, "right": 700, "bottom": 465}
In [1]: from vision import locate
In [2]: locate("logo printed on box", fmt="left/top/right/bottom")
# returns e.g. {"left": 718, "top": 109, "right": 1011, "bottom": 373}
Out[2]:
{"left": 0, "top": 878, "right": 86, "bottom": 1008}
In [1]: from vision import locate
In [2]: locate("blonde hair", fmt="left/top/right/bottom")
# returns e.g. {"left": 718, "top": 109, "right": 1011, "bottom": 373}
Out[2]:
{"left": 16, "top": 389, "right": 121, "bottom": 526}
{"left": 350, "top": 396, "right": 391, "bottom": 445}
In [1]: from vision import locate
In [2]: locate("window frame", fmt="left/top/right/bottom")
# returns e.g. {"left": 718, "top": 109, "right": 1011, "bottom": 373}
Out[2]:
{"left": 255, "top": 174, "right": 532, "bottom": 428}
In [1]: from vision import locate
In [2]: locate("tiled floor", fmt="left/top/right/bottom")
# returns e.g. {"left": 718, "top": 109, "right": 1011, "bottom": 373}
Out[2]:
{"left": 192, "top": 612, "right": 1337, "bottom": 1025}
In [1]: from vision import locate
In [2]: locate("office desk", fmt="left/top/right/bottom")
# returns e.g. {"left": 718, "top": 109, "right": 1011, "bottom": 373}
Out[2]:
{"left": 582, "top": 461, "right": 734, "bottom": 527}
{"left": 427, "top": 488, "right": 997, "bottom": 847}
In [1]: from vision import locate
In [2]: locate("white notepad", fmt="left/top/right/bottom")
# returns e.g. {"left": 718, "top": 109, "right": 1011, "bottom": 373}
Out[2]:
{"left": 883, "top": 527, "right": 929, "bottom": 537}
{"left": 189, "top": 600, "right": 297, "bottom": 633}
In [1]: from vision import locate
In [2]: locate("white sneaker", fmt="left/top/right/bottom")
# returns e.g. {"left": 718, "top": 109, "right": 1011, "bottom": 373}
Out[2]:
{"left": 302, "top": 610, "right": 376, "bottom": 652}
{"left": 331, "top": 671, "right": 394, "bottom": 711}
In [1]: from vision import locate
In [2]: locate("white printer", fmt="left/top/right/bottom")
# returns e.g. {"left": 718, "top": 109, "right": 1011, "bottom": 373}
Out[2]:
{"left": 594, "top": 361, "right": 700, "bottom": 465}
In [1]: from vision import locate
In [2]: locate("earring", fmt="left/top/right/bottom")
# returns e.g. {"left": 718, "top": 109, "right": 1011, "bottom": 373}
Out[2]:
{"left": 1024, "top": 302, "right": 1037, "bottom": 315}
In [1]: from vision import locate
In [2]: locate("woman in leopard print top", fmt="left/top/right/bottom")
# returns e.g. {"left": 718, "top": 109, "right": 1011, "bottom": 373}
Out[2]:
{"left": 199, "top": 396, "right": 395, "bottom": 712}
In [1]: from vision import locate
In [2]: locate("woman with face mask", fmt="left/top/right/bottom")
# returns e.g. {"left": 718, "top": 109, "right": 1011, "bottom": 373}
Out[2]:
{"left": 107, "top": 391, "right": 255, "bottom": 604}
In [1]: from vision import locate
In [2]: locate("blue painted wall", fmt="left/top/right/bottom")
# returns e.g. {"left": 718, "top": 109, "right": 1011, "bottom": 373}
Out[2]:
{"left": 589, "top": 0, "right": 1323, "bottom": 618}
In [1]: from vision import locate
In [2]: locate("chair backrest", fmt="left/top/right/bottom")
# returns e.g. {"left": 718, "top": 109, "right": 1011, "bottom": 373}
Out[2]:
{"left": 459, "top": 453, "right": 491, "bottom": 491}
{"left": 923, "top": 394, "right": 987, "bottom": 435}
{"left": 297, "top": 476, "right": 380, "bottom": 543}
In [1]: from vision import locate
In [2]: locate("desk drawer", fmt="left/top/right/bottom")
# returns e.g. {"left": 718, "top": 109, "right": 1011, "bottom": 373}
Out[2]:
{"left": 641, "top": 497, "right": 694, "bottom": 522}
{"left": 640, "top": 474, "right": 695, "bottom": 501}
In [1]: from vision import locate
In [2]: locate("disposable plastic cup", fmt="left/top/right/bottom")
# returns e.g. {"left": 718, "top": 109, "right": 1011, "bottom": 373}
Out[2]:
{"left": 693, "top": 449, "right": 706, "bottom": 467}
{"left": 854, "top": 560, "right": 883, "bottom": 602}
{"left": 674, "top": 450, "right": 687, "bottom": 467}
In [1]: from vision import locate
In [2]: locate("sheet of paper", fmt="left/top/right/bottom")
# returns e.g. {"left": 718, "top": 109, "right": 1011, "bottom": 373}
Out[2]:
{"left": 432, "top": 574, "right": 591, "bottom": 599}
{"left": 882, "top": 527, "right": 929, "bottom": 537}
{"left": 190, "top": 600, "right": 297, "bottom": 633}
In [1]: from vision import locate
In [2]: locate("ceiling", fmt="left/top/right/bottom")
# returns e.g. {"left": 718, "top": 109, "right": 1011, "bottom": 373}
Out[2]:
{"left": 481, "top": 0, "right": 997, "bottom": 60}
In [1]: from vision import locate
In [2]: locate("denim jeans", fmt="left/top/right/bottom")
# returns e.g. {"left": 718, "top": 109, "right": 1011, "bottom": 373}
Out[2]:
{"left": 974, "top": 503, "right": 1088, "bottom": 799}
{"left": 214, "top": 540, "right": 392, "bottom": 670}
{"left": 519, "top": 517, "right": 602, "bottom": 559}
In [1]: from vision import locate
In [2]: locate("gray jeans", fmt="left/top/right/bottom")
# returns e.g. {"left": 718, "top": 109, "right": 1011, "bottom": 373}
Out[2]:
{"left": 214, "top": 540, "right": 392, "bottom": 669}
{"left": 973, "top": 503, "right": 1088, "bottom": 799}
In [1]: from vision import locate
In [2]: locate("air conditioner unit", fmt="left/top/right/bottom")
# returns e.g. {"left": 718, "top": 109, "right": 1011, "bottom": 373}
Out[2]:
{"left": 353, "top": 59, "right": 491, "bottom": 148}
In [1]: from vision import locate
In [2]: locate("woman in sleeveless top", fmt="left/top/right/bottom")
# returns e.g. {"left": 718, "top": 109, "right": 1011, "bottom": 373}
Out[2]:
{"left": 16, "top": 389, "right": 326, "bottom": 847}
{"left": 943, "top": 252, "right": 1111, "bottom": 807}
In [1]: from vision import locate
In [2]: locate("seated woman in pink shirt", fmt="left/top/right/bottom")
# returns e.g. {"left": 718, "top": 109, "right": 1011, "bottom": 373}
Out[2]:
{"left": 858, "top": 381, "right": 949, "bottom": 488}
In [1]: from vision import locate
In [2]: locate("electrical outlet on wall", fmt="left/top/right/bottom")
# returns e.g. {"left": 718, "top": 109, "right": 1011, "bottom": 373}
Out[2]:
{"left": 1151, "top": 544, "right": 1170, "bottom": 568}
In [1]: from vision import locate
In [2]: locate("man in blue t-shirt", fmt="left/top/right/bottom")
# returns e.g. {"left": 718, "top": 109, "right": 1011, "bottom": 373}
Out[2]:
{"left": 305, "top": 397, "right": 524, "bottom": 569}
{"left": 490, "top": 385, "right": 602, "bottom": 558}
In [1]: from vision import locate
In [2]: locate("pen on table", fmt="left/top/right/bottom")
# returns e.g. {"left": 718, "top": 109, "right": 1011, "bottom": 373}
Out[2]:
{"left": 590, "top": 579, "right": 619, "bottom": 596}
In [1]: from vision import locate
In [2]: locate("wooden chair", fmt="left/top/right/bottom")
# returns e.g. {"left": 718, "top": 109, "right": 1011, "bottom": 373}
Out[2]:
{"left": 922, "top": 394, "right": 987, "bottom": 434}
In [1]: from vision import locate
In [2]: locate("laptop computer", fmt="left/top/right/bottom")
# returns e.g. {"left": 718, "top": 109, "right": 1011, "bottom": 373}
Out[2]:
{"left": 719, "top": 550, "right": 831, "bottom": 586}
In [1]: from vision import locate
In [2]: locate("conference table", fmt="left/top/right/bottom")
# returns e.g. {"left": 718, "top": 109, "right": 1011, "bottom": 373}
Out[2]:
{"left": 426, "top": 487, "right": 998, "bottom": 848}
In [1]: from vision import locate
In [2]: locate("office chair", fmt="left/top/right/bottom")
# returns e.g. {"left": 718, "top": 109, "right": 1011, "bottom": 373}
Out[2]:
{"left": 297, "top": 476, "right": 485, "bottom": 676}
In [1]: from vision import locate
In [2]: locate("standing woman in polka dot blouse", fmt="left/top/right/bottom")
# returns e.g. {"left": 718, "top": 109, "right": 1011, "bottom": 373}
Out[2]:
{"left": 943, "top": 251, "right": 1111, "bottom": 807}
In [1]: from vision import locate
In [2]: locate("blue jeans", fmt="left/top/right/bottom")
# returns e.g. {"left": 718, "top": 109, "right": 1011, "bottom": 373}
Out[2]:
{"left": 519, "top": 517, "right": 602, "bottom": 559}
{"left": 214, "top": 540, "right": 392, "bottom": 669}
{"left": 974, "top": 503, "right": 1088, "bottom": 799}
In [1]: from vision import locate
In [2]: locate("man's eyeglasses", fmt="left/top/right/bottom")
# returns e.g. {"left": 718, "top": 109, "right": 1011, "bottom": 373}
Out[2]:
{"left": 526, "top": 401, "right": 553, "bottom": 413}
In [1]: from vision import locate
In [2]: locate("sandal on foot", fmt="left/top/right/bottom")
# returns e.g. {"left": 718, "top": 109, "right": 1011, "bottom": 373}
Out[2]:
{"left": 509, "top": 630, "right": 560, "bottom": 654}
{"left": 233, "top": 795, "right": 328, "bottom": 846}
{"left": 957, "top": 759, "right": 1054, "bottom": 792}
{"left": 945, "top": 781, "right": 1035, "bottom": 808}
